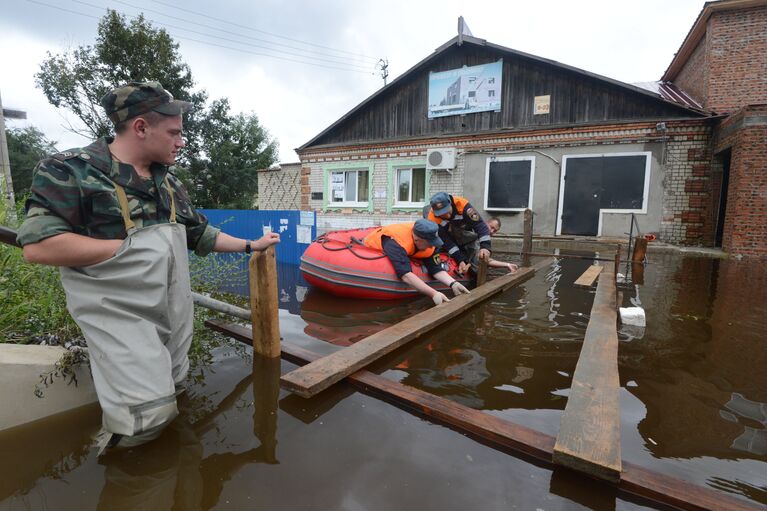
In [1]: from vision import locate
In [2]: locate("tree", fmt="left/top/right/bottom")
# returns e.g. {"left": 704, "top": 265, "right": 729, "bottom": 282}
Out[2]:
{"left": 6, "top": 127, "right": 57, "bottom": 198}
{"left": 35, "top": 9, "right": 207, "bottom": 159}
{"left": 179, "top": 99, "right": 278, "bottom": 209}
{"left": 35, "top": 9, "right": 279, "bottom": 208}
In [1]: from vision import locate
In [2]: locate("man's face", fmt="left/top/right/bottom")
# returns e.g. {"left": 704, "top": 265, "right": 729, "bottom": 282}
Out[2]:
{"left": 437, "top": 206, "right": 453, "bottom": 220}
{"left": 412, "top": 233, "right": 432, "bottom": 251}
{"left": 143, "top": 114, "right": 185, "bottom": 165}
{"left": 487, "top": 220, "right": 500, "bottom": 235}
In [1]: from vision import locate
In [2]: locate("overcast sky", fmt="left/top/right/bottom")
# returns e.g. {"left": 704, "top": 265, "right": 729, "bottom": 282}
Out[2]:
{"left": 1, "top": 0, "right": 706, "bottom": 163}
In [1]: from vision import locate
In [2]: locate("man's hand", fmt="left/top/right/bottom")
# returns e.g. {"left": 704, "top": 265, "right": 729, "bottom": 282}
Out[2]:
{"left": 450, "top": 281, "right": 470, "bottom": 295}
{"left": 506, "top": 262, "right": 518, "bottom": 273}
{"left": 252, "top": 232, "right": 281, "bottom": 251}
{"left": 478, "top": 248, "right": 491, "bottom": 261}
{"left": 432, "top": 291, "right": 450, "bottom": 305}
{"left": 458, "top": 261, "right": 471, "bottom": 274}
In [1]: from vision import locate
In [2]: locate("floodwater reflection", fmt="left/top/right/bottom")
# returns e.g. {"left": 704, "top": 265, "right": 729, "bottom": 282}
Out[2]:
{"left": 298, "top": 253, "right": 767, "bottom": 505}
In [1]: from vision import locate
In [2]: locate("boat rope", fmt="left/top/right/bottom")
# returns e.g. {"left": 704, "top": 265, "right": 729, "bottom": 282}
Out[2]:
{"left": 316, "top": 232, "right": 387, "bottom": 260}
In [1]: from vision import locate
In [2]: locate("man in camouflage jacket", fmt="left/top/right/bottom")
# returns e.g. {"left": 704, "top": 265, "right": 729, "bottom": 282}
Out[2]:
{"left": 17, "top": 81, "right": 279, "bottom": 452}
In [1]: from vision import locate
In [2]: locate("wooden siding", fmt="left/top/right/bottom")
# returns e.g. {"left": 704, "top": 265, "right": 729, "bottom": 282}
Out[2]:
{"left": 308, "top": 44, "right": 700, "bottom": 148}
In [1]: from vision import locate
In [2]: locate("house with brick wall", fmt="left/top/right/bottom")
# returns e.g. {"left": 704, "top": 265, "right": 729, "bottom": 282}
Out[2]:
{"left": 259, "top": 0, "right": 766, "bottom": 257}
{"left": 660, "top": 0, "right": 767, "bottom": 257}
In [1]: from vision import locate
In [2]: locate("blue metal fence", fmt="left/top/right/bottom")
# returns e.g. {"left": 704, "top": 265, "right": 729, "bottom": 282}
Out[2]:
{"left": 199, "top": 209, "right": 316, "bottom": 265}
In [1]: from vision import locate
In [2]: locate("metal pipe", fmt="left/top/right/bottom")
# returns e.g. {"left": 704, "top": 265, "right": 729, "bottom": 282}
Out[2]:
{"left": 192, "top": 292, "right": 251, "bottom": 321}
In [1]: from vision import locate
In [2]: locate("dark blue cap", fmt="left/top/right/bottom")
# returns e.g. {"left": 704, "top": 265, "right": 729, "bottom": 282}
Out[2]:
{"left": 413, "top": 219, "right": 443, "bottom": 248}
{"left": 429, "top": 192, "right": 452, "bottom": 216}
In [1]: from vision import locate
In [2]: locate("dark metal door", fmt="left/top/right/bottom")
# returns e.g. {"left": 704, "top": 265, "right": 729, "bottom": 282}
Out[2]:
{"left": 561, "top": 157, "right": 602, "bottom": 235}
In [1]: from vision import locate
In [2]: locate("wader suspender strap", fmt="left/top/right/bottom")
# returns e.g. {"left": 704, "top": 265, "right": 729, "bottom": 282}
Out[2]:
{"left": 114, "top": 185, "right": 136, "bottom": 232}
{"left": 113, "top": 176, "right": 177, "bottom": 233}
{"left": 164, "top": 176, "right": 177, "bottom": 223}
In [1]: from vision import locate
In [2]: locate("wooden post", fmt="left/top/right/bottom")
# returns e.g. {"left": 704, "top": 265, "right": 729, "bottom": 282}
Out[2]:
{"left": 476, "top": 258, "right": 488, "bottom": 286}
{"left": 631, "top": 236, "right": 648, "bottom": 263}
{"left": 249, "top": 245, "right": 280, "bottom": 357}
{"left": 522, "top": 208, "right": 533, "bottom": 267}
{"left": 252, "top": 354, "right": 280, "bottom": 463}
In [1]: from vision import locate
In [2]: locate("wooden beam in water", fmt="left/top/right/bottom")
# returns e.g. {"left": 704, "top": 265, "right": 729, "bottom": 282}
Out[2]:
{"left": 554, "top": 264, "right": 621, "bottom": 481}
{"left": 279, "top": 258, "right": 555, "bottom": 398}
{"left": 573, "top": 264, "right": 603, "bottom": 288}
{"left": 206, "top": 319, "right": 762, "bottom": 511}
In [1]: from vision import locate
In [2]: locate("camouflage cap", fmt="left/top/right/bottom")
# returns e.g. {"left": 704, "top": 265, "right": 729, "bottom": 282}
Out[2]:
{"left": 100, "top": 81, "right": 192, "bottom": 125}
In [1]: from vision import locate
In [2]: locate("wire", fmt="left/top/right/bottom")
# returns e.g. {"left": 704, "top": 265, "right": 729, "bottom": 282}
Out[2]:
{"left": 104, "top": 0, "right": 378, "bottom": 66}
{"left": 152, "top": 0, "right": 380, "bottom": 63}
{"left": 26, "top": 0, "right": 377, "bottom": 75}
{"left": 71, "top": 0, "right": 377, "bottom": 72}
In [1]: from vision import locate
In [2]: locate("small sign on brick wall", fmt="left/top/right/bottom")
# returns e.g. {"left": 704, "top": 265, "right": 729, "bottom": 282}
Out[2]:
{"left": 311, "top": 192, "right": 323, "bottom": 200}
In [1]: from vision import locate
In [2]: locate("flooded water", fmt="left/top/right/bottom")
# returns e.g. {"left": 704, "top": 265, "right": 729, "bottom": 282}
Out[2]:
{"left": 1, "top": 252, "right": 765, "bottom": 510}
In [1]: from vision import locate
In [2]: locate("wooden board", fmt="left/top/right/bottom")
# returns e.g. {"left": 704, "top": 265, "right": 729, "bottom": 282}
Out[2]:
{"left": 206, "top": 319, "right": 762, "bottom": 511}
{"left": 574, "top": 264, "right": 603, "bottom": 288}
{"left": 554, "top": 265, "right": 621, "bottom": 481}
{"left": 279, "top": 258, "right": 555, "bottom": 398}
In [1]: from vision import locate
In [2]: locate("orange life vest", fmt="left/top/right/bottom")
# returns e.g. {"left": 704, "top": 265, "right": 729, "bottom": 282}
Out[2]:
{"left": 427, "top": 196, "right": 470, "bottom": 225}
{"left": 364, "top": 222, "right": 436, "bottom": 259}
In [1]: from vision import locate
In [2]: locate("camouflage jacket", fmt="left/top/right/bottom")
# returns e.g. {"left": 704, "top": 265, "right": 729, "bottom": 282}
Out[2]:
{"left": 17, "top": 137, "right": 219, "bottom": 256}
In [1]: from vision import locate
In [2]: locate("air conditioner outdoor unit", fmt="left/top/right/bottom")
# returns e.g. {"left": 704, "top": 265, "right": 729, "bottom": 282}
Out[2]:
{"left": 426, "top": 148, "right": 456, "bottom": 171}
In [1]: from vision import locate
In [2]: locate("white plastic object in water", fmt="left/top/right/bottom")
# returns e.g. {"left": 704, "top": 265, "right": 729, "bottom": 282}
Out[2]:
{"left": 619, "top": 306, "right": 646, "bottom": 327}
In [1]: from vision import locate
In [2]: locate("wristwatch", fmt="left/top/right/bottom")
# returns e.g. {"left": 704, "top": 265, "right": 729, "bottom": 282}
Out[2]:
{"left": 245, "top": 240, "right": 252, "bottom": 254}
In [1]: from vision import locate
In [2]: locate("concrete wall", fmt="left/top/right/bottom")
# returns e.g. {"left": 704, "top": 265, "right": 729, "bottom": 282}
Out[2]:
{"left": 461, "top": 143, "right": 666, "bottom": 238}
{"left": 0, "top": 344, "right": 97, "bottom": 432}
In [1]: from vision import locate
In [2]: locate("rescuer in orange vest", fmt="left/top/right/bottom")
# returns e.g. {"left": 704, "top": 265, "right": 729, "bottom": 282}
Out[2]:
{"left": 364, "top": 219, "right": 470, "bottom": 305}
{"left": 426, "top": 192, "right": 493, "bottom": 274}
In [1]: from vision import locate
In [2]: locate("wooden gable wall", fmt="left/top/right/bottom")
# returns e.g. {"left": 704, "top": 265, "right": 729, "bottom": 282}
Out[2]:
{"left": 307, "top": 43, "right": 700, "bottom": 148}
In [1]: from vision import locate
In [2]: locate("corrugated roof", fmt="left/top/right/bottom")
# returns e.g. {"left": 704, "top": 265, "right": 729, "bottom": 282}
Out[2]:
{"left": 632, "top": 81, "right": 710, "bottom": 113}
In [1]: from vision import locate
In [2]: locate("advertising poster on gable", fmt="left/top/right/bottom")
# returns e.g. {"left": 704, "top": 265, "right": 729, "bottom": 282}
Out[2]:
{"left": 428, "top": 60, "right": 503, "bottom": 119}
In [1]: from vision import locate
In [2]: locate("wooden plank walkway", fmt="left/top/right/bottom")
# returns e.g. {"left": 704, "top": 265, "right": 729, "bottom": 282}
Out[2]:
{"left": 574, "top": 264, "right": 603, "bottom": 288}
{"left": 280, "top": 258, "right": 555, "bottom": 398}
{"left": 206, "top": 319, "right": 762, "bottom": 511}
{"left": 554, "top": 264, "right": 621, "bottom": 481}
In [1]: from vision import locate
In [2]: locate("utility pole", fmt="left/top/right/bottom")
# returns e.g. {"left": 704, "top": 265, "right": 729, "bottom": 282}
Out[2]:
{"left": 377, "top": 58, "right": 389, "bottom": 86}
{"left": 0, "top": 89, "right": 27, "bottom": 223}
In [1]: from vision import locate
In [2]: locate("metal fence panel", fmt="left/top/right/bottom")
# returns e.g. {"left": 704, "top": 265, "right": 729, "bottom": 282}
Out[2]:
{"left": 200, "top": 210, "right": 316, "bottom": 265}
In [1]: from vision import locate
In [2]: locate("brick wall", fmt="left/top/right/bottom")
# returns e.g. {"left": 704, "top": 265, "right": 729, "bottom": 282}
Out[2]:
{"left": 718, "top": 106, "right": 767, "bottom": 258}
{"left": 673, "top": 36, "right": 708, "bottom": 107}
{"left": 257, "top": 163, "right": 301, "bottom": 210}
{"left": 659, "top": 126, "right": 715, "bottom": 245}
{"left": 707, "top": 6, "right": 767, "bottom": 113}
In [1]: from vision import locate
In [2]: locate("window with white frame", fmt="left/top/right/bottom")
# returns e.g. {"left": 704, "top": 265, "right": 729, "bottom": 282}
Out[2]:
{"left": 395, "top": 167, "right": 426, "bottom": 207}
{"left": 484, "top": 156, "right": 535, "bottom": 211}
{"left": 330, "top": 169, "right": 369, "bottom": 206}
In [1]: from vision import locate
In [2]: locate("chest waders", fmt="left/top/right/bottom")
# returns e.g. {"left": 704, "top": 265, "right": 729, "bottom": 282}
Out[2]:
{"left": 60, "top": 174, "right": 193, "bottom": 448}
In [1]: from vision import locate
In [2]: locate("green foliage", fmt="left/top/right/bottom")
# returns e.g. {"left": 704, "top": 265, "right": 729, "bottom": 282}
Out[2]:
{"left": 5, "top": 126, "right": 57, "bottom": 198}
{"left": 35, "top": 9, "right": 207, "bottom": 155}
{"left": 178, "top": 99, "right": 278, "bottom": 209}
{"left": 0, "top": 199, "right": 79, "bottom": 344}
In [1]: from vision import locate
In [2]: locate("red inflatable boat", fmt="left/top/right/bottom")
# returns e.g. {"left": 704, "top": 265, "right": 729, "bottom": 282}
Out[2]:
{"left": 300, "top": 227, "right": 471, "bottom": 300}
